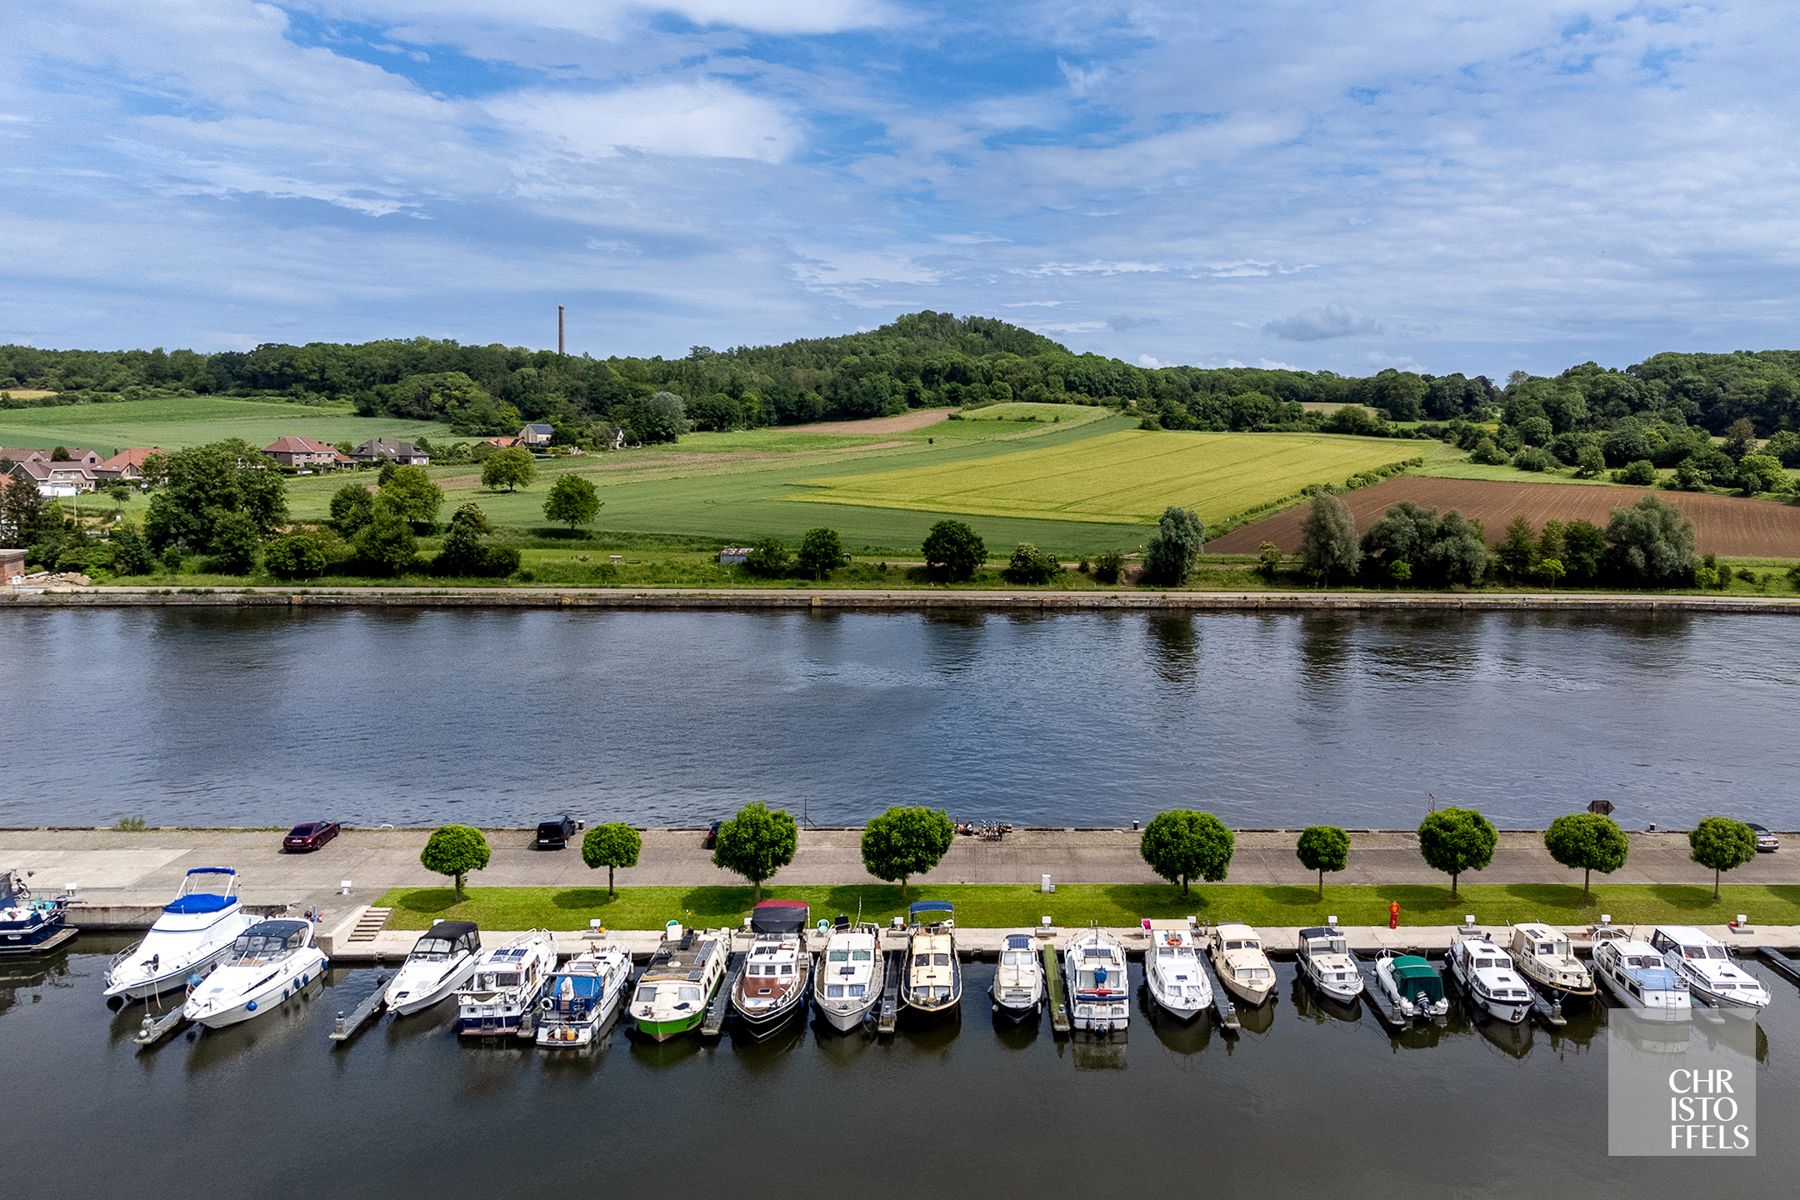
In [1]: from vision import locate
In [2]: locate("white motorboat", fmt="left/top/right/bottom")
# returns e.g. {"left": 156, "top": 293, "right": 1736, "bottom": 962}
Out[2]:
{"left": 1375, "top": 952, "right": 1449, "bottom": 1021}
{"left": 455, "top": 929, "right": 556, "bottom": 1038}
{"left": 1648, "top": 925, "right": 1771, "bottom": 1012}
{"left": 1142, "top": 919, "right": 1213, "bottom": 1021}
{"left": 1296, "top": 926, "right": 1364, "bottom": 1004}
{"left": 103, "top": 867, "right": 255, "bottom": 1002}
{"left": 382, "top": 920, "right": 481, "bottom": 1017}
{"left": 990, "top": 933, "right": 1044, "bottom": 1021}
{"left": 1506, "top": 922, "right": 1596, "bottom": 1005}
{"left": 1064, "top": 927, "right": 1130, "bottom": 1034}
{"left": 1207, "top": 923, "right": 1276, "bottom": 1006}
{"left": 631, "top": 923, "right": 729, "bottom": 1041}
{"left": 536, "top": 945, "right": 634, "bottom": 1048}
{"left": 181, "top": 917, "right": 327, "bottom": 1030}
{"left": 901, "top": 901, "right": 962, "bottom": 1019}
{"left": 1444, "top": 932, "right": 1533, "bottom": 1024}
{"left": 813, "top": 918, "right": 885, "bottom": 1033}
{"left": 1592, "top": 927, "right": 1689, "bottom": 1021}
{"left": 729, "top": 900, "right": 813, "bottom": 1037}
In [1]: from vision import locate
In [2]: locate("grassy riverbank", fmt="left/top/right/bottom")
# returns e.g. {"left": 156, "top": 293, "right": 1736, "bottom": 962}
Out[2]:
{"left": 376, "top": 882, "right": 1800, "bottom": 932}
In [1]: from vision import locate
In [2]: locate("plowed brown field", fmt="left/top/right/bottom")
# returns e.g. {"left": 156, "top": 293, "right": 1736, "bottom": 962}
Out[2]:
{"left": 1209, "top": 477, "right": 1800, "bottom": 558}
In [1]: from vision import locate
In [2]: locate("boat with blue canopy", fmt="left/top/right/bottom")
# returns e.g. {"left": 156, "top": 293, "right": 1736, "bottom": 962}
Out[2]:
{"left": 537, "top": 945, "right": 633, "bottom": 1047}
{"left": 0, "top": 869, "right": 76, "bottom": 958}
{"left": 104, "top": 867, "right": 254, "bottom": 1001}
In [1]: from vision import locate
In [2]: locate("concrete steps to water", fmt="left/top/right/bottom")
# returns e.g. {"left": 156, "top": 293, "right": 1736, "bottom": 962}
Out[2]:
{"left": 347, "top": 907, "right": 391, "bottom": 942}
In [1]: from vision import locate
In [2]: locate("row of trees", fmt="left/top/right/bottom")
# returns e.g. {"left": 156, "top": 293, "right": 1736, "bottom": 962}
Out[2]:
{"left": 1289, "top": 491, "right": 1711, "bottom": 589}
{"left": 417, "top": 806, "right": 1763, "bottom": 906}
{"left": 1138, "top": 807, "right": 1761, "bottom": 900}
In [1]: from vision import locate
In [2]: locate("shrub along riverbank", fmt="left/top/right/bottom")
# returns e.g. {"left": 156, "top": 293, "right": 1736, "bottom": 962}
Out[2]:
{"left": 375, "top": 882, "right": 1800, "bottom": 933}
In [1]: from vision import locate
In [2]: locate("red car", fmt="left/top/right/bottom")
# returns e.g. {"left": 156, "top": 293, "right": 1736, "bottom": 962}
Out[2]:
{"left": 283, "top": 821, "right": 341, "bottom": 852}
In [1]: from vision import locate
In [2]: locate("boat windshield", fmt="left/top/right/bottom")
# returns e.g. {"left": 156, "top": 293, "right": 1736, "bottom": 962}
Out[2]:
{"left": 825, "top": 983, "right": 866, "bottom": 999}
{"left": 232, "top": 929, "right": 302, "bottom": 961}
{"left": 1226, "top": 940, "right": 1254, "bottom": 951}
{"left": 1001, "top": 950, "right": 1033, "bottom": 966}
{"left": 412, "top": 938, "right": 455, "bottom": 961}
{"left": 1684, "top": 945, "right": 1727, "bottom": 960}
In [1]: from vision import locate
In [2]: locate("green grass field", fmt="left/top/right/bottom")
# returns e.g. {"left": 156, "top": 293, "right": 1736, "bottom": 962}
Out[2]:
{"left": 793, "top": 429, "right": 1444, "bottom": 527}
{"left": 0, "top": 395, "right": 452, "bottom": 452}
{"left": 376, "top": 881, "right": 1800, "bottom": 932}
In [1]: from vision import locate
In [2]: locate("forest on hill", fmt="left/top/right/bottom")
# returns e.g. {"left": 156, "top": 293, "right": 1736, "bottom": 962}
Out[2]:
{"left": 2, "top": 314, "right": 1798, "bottom": 474}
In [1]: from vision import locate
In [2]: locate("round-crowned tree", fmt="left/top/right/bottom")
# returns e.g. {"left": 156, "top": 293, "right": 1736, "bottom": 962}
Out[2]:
{"left": 1142, "top": 506, "right": 1205, "bottom": 586}
{"left": 860, "top": 806, "right": 955, "bottom": 900}
{"left": 1542, "top": 812, "right": 1628, "bottom": 896}
{"left": 420, "top": 824, "right": 490, "bottom": 900}
{"left": 481, "top": 446, "right": 537, "bottom": 493}
{"left": 581, "top": 822, "right": 642, "bottom": 897}
{"left": 542, "top": 474, "right": 601, "bottom": 530}
{"left": 1417, "top": 806, "right": 1496, "bottom": 898}
{"left": 1295, "top": 825, "right": 1350, "bottom": 898}
{"left": 796, "top": 527, "right": 845, "bottom": 580}
{"left": 711, "top": 802, "right": 799, "bottom": 901}
{"left": 1139, "top": 810, "right": 1235, "bottom": 895}
{"left": 922, "top": 519, "right": 986, "bottom": 581}
{"left": 1688, "top": 816, "right": 1757, "bottom": 899}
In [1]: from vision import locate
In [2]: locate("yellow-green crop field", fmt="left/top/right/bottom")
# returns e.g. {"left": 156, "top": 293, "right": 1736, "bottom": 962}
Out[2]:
{"left": 793, "top": 429, "right": 1438, "bottom": 526}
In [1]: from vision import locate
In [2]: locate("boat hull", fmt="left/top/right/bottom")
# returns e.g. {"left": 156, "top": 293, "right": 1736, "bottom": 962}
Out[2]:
{"left": 385, "top": 956, "right": 478, "bottom": 1017}
{"left": 1478, "top": 996, "right": 1531, "bottom": 1024}
{"left": 731, "top": 992, "right": 808, "bottom": 1038}
{"left": 1306, "top": 970, "right": 1364, "bottom": 1005}
{"left": 456, "top": 1004, "right": 536, "bottom": 1037}
{"left": 990, "top": 988, "right": 1041, "bottom": 1022}
{"left": 0, "top": 912, "right": 71, "bottom": 956}
{"left": 1146, "top": 982, "right": 1205, "bottom": 1022}
{"left": 901, "top": 991, "right": 962, "bottom": 1020}
{"left": 185, "top": 951, "right": 327, "bottom": 1029}
{"left": 537, "top": 992, "right": 623, "bottom": 1048}
{"left": 104, "top": 939, "right": 240, "bottom": 1002}
{"left": 816, "top": 1000, "right": 876, "bottom": 1033}
{"left": 634, "top": 1012, "right": 705, "bottom": 1042}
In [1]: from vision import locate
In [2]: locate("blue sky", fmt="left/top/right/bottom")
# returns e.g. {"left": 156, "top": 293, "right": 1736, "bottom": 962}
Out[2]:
{"left": 2, "top": 1, "right": 1796, "bottom": 377}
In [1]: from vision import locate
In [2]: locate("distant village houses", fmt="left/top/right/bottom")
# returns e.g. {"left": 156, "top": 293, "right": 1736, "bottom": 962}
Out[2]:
{"left": 261, "top": 436, "right": 353, "bottom": 471}
{"left": 519, "top": 422, "right": 554, "bottom": 448}
{"left": 1, "top": 447, "right": 110, "bottom": 496}
{"left": 98, "top": 447, "right": 161, "bottom": 483}
{"left": 352, "top": 437, "right": 429, "bottom": 466}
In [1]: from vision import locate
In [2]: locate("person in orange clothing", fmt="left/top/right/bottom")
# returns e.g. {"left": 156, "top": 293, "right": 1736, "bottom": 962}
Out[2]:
{"left": 1388, "top": 900, "right": 1401, "bottom": 930}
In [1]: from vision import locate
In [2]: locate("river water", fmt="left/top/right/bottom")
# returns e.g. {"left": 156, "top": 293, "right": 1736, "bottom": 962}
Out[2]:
{"left": 1, "top": 607, "right": 1797, "bottom": 829}
{"left": 6, "top": 943, "right": 1796, "bottom": 1198}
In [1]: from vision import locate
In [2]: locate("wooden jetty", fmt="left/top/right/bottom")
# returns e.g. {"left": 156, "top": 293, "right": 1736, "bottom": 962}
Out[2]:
{"left": 1358, "top": 960, "right": 1409, "bottom": 1029}
{"left": 1756, "top": 947, "right": 1800, "bottom": 990}
{"left": 699, "top": 951, "right": 742, "bottom": 1039}
{"left": 328, "top": 974, "right": 388, "bottom": 1043}
{"left": 1526, "top": 985, "right": 1567, "bottom": 1029}
{"left": 1041, "top": 940, "right": 1071, "bottom": 1034}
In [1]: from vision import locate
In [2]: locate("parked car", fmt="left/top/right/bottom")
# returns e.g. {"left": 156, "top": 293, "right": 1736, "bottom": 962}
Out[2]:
{"left": 283, "top": 820, "right": 341, "bottom": 852}
{"left": 536, "top": 814, "right": 583, "bottom": 850}
{"left": 704, "top": 819, "right": 722, "bottom": 849}
{"left": 1747, "top": 822, "right": 1780, "bottom": 852}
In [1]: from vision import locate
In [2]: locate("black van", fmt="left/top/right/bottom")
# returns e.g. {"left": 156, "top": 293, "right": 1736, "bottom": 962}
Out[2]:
{"left": 536, "top": 814, "right": 583, "bottom": 849}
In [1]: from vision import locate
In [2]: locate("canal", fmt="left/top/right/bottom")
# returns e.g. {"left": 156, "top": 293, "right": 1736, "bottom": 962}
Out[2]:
{"left": 5, "top": 943, "right": 1795, "bottom": 1197}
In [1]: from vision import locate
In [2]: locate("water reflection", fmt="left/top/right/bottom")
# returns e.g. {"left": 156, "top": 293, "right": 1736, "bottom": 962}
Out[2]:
{"left": 1144, "top": 614, "right": 1200, "bottom": 685}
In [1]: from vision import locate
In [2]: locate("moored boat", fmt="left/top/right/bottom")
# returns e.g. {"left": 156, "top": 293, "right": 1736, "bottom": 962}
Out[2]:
{"left": 382, "top": 921, "right": 481, "bottom": 1017}
{"left": 990, "top": 933, "right": 1044, "bottom": 1021}
{"left": 536, "top": 945, "right": 634, "bottom": 1048}
{"left": 901, "top": 901, "right": 962, "bottom": 1019}
{"left": 181, "top": 917, "right": 327, "bottom": 1029}
{"left": 1506, "top": 922, "right": 1596, "bottom": 1004}
{"left": 1591, "top": 927, "right": 1689, "bottom": 1021}
{"left": 1064, "top": 927, "right": 1130, "bottom": 1034}
{"left": 1648, "top": 925, "right": 1770, "bottom": 1012}
{"left": 0, "top": 869, "right": 75, "bottom": 957}
{"left": 729, "top": 900, "right": 812, "bottom": 1037}
{"left": 455, "top": 929, "right": 556, "bottom": 1038}
{"left": 1142, "top": 919, "right": 1212, "bottom": 1021}
{"left": 1207, "top": 923, "right": 1276, "bottom": 1006}
{"left": 1444, "top": 931, "right": 1532, "bottom": 1024}
{"left": 631, "top": 923, "right": 728, "bottom": 1042}
{"left": 1375, "top": 952, "right": 1448, "bottom": 1022}
{"left": 103, "top": 867, "right": 254, "bottom": 1002}
{"left": 813, "top": 917, "right": 884, "bottom": 1033}
{"left": 1296, "top": 926, "right": 1364, "bottom": 1004}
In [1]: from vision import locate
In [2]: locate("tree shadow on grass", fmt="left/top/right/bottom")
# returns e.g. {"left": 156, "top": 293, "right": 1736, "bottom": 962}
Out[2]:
{"left": 1643, "top": 885, "right": 1723, "bottom": 913}
{"left": 550, "top": 888, "right": 619, "bottom": 911}
{"left": 391, "top": 888, "right": 460, "bottom": 915}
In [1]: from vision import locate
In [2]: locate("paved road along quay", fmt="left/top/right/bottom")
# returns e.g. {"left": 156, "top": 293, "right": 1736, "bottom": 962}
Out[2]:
{"left": 4, "top": 825, "right": 1791, "bottom": 924}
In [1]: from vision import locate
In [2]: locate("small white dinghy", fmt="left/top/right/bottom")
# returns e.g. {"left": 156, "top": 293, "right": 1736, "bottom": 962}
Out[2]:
{"left": 1375, "top": 952, "right": 1449, "bottom": 1022}
{"left": 103, "top": 867, "right": 255, "bottom": 1003}
{"left": 990, "top": 933, "right": 1045, "bottom": 1021}
{"left": 182, "top": 917, "right": 327, "bottom": 1030}
{"left": 382, "top": 921, "right": 481, "bottom": 1017}
{"left": 1142, "top": 919, "right": 1213, "bottom": 1021}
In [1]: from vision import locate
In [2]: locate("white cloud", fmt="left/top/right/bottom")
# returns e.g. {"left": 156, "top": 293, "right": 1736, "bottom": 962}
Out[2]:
{"left": 488, "top": 82, "right": 803, "bottom": 163}
{"left": 1265, "top": 304, "right": 1384, "bottom": 342}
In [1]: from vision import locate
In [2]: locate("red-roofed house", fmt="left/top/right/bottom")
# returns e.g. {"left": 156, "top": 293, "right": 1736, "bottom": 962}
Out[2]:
{"left": 98, "top": 447, "right": 161, "bottom": 483}
{"left": 263, "top": 436, "right": 351, "bottom": 471}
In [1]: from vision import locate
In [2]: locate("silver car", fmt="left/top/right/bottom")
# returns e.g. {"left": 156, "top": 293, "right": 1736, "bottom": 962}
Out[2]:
{"left": 1747, "top": 822, "right": 1780, "bottom": 852}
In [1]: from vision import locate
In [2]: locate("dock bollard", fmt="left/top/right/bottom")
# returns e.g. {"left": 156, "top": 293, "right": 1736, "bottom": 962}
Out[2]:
{"left": 334, "top": 1012, "right": 347, "bottom": 1037}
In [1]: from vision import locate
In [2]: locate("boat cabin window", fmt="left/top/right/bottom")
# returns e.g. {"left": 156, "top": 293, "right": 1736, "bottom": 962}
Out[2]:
{"left": 677, "top": 986, "right": 701, "bottom": 1006}
{"left": 826, "top": 983, "right": 866, "bottom": 999}
{"left": 1686, "top": 945, "right": 1727, "bottom": 960}
{"left": 491, "top": 971, "right": 519, "bottom": 988}
{"left": 1226, "top": 940, "right": 1249, "bottom": 950}
{"left": 828, "top": 949, "right": 849, "bottom": 963}
{"left": 414, "top": 938, "right": 453, "bottom": 960}
{"left": 634, "top": 985, "right": 657, "bottom": 1004}
{"left": 851, "top": 949, "right": 872, "bottom": 961}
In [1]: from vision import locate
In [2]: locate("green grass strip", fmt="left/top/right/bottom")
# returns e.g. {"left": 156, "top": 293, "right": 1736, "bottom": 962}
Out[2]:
{"left": 375, "top": 882, "right": 1800, "bottom": 933}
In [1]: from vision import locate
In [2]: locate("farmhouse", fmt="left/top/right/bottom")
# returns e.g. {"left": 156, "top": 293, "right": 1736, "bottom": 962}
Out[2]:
{"left": 483, "top": 435, "right": 520, "bottom": 448}
{"left": 519, "top": 422, "right": 554, "bottom": 448}
{"left": 263, "top": 436, "right": 351, "bottom": 471}
{"left": 352, "top": 438, "right": 430, "bottom": 466}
